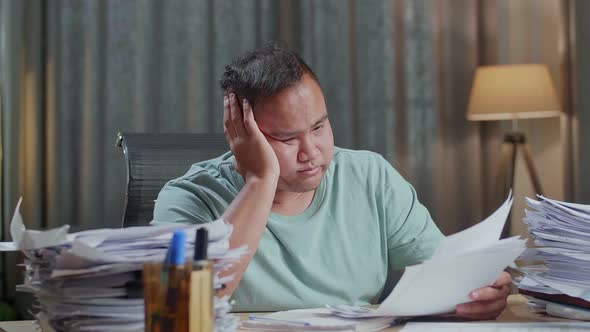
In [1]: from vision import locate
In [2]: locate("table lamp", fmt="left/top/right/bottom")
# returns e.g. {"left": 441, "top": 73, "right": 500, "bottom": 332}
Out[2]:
{"left": 466, "top": 64, "right": 562, "bottom": 200}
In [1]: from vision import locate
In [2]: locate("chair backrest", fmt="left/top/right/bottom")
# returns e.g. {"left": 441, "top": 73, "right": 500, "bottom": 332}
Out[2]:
{"left": 116, "top": 132, "right": 228, "bottom": 227}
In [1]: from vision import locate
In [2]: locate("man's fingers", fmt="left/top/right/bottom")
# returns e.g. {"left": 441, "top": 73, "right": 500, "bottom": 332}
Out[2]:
{"left": 458, "top": 309, "right": 504, "bottom": 321}
{"left": 229, "top": 93, "right": 246, "bottom": 136}
{"left": 223, "top": 95, "right": 237, "bottom": 139}
{"left": 242, "top": 99, "right": 258, "bottom": 136}
{"left": 470, "top": 285, "right": 510, "bottom": 302}
{"left": 458, "top": 281, "right": 510, "bottom": 320}
{"left": 492, "top": 272, "right": 512, "bottom": 288}
{"left": 456, "top": 298, "right": 507, "bottom": 318}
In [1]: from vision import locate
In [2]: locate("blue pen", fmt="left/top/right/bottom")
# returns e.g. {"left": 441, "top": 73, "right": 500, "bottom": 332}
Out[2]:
{"left": 167, "top": 229, "right": 186, "bottom": 265}
{"left": 161, "top": 230, "right": 186, "bottom": 331}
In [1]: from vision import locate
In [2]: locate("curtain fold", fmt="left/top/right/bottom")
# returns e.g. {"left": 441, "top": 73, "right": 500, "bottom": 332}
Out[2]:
{"left": 0, "top": 0, "right": 46, "bottom": 308}
{"left": 573, "top": 0, "right": 590, "bottom": 201}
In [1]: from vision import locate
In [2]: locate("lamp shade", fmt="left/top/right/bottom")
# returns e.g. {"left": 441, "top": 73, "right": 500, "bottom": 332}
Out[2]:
{"left": 466, "top": 64, "right": 562, "bottom": 121}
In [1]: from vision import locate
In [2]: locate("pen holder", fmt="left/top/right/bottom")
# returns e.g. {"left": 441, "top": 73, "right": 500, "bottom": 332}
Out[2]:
{"left": 143, "top": 261, "right": 213, "bottom": 332}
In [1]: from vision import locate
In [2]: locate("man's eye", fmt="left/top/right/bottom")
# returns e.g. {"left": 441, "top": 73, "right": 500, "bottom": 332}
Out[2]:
{"left": 280, "top": 138, "right": 296, "bottom": 143}
{"left": 313, "top": 125, "right": 323, "bottom": 132}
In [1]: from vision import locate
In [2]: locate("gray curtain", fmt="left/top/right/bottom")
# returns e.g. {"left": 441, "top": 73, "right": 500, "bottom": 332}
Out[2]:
{"left": 1, "top": 0, "right": 283, "bottom": 235}
{"left": 298, "top": 0, "right": 487, "bottom": 233}
{"left": 2, "top": 0, "right": 584, "bottom": 307}
{"left": 573, "top": 0, "right": 590, "bottom": 201}
{"left": 2, "top": 0, "right": 489, "bottom": 235}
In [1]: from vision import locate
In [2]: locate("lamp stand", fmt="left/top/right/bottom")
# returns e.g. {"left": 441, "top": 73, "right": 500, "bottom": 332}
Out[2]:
{"left": 499, "top": 132, "right": 543, "bottom": 238}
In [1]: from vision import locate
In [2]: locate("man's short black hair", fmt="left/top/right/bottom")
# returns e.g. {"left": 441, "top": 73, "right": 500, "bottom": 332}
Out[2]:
{"left": 219, "top": 41, "right": 320, "bottom": 108}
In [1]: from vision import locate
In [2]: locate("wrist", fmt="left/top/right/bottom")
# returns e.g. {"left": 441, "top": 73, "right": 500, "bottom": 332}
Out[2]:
{"left": 245, "top": 173, "right": 279, "bottom": 188}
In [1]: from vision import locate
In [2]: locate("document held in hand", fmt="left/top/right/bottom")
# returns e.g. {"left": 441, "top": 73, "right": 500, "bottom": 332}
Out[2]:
{"left": 328, "top": 193, "right": 526, "bottom": 318}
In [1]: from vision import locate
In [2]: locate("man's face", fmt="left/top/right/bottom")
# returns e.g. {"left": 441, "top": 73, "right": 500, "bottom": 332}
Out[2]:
{"left": 254, "top": 74, "right": 334, "bottom": 193}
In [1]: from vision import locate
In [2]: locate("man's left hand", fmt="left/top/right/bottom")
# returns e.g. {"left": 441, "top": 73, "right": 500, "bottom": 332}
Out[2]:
{"left": 455, "top": 271, "right": 512, "bottom": 320}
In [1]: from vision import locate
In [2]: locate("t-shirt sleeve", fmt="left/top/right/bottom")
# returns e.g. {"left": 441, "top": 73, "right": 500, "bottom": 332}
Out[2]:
{"left": 152, "top": 165, "right": 237, "bottom": 225}
{"left": 379, "top": 157, "right": 444, "bottom": 271}
{"left": 152, "top": 179, "right": 215, "bottom": 225}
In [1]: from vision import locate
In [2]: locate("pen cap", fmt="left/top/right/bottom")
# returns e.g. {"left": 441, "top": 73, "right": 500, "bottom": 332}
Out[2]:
{"left": 194, "top": 228, "right": 208, "bottom": 261}
{"left": 169, "top": 230, "right": 186, "bottom": 265}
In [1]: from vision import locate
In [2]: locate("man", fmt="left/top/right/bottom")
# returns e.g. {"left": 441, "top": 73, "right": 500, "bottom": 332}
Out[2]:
{"left": 153, "top": 42, "right": 511, "bottom": 319}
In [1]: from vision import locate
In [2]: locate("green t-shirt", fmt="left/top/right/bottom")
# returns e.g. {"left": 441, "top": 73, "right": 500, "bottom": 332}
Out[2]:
{"left": 153, "top": 147, "right": 444, "bottom": 311}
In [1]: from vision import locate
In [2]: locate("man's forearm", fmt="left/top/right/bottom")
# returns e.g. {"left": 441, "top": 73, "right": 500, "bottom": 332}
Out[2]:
{"left": 218, "top": 176, "right": 277, "bottom": 297}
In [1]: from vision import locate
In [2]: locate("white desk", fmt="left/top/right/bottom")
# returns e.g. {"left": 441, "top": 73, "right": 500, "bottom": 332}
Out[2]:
{"left": 0, "top": 321, "right": 36, "bottom": 332}
{"left": 0, "top": 295, "right": 582, "bottom": 332}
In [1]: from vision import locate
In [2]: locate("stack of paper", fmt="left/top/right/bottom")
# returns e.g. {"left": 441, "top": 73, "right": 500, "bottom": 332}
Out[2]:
{"left": 243, "top": 194, "right": 525, "bottom": 330}
{"left": 517, "top": 196, "right": 590, "bottom": 307}
{"left": 242, "top": 309, "right": 397, "bottom": 331}
{"left": 0, "top": 199, "right": 246, "bottom": 332}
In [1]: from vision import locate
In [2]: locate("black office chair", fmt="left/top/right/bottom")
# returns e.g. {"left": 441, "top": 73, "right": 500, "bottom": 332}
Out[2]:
{"left": 116, "top": 132, "right": 228, "bottom": 227}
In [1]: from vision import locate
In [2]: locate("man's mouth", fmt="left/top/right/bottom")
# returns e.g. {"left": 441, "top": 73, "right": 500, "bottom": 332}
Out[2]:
{"left": 298, "top": 166, "right": 321, "bottom": 176}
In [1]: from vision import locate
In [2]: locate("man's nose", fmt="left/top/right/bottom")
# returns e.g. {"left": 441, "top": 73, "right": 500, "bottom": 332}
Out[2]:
{"left": 298, "top": 136, "right": 320, "bottom": 162}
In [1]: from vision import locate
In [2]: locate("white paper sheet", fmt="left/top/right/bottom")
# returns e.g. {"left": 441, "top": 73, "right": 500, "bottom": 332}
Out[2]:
{"left": 327, "top": 194, "right": 524, "bottom": 319}
{"left": 4, "top": 198, "right": 73, "bottom": 250}
{"left": 375, "top": 238, "right": 525, "bottom": 316}
{"left": 0, "top": 199, "right": 232, "bottom": 254}
{"left": 242, "top": 308, "right": 397, "bottom": 332}
{"left": 400, "top": 322, "right": 590, "bottom": 332}
{"left": 432, "top": 193, "right": 513, "bottom": 258}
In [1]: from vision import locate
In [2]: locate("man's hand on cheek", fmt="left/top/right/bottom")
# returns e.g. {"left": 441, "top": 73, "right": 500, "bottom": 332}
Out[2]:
{"left": 223, "top": 93, "right": 280, "bottom": 183}
{"left": 455, "top": 271, "right": 512, "bottom": 320}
